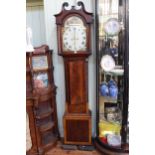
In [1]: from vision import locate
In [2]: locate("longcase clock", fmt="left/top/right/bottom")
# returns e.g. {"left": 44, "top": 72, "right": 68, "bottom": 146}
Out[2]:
{"left": 55, "top": 1, "right": 93, "bottom": 145}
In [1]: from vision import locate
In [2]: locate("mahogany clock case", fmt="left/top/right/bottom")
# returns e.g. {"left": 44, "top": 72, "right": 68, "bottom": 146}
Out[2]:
{"left": 55, "top": 1, "right": 93, "bottom": 145}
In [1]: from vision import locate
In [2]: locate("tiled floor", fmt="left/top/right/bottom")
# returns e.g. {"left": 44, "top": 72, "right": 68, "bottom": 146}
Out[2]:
{"left": 45, "top": 142, "right": 102, "bottom": 155}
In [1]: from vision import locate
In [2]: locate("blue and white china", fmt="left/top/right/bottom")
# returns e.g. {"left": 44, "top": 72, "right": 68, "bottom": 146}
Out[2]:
{"left": 100, "top": 82, "right": 109, "bottom": 96}
{"left": 104, "top": 18, "right": 121, "bottom": 36}
{"left": 108, "top": 79, "right": 116, "bottom": 87}
{"left": 100, "top": 55, "right": 115, "bottom": 72}
{"left": 110, "top": 48, "right": 118, "bottom": 58}
{"left": 109, "top": 84, "right": 118, "bottom": 99}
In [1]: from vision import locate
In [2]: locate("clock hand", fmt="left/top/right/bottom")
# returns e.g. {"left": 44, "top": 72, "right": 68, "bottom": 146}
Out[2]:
{"left": 74, "top": 27, "right": 77, "bottom": 53}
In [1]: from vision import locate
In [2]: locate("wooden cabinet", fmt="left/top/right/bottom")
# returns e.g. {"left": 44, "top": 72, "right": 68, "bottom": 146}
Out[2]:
{"left": 26, "top": 45, "right": 59, "bottom": 155}
{"left": 95, "top": 0, "right": 129, "bottom": 154}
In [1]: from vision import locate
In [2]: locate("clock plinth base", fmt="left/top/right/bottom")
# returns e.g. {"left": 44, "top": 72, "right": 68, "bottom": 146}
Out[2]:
{"left": 63, "top": 112, "right": 92, "bottom": 145}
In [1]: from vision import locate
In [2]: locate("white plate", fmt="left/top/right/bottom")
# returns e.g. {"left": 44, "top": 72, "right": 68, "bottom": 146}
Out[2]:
{"left": 104, "top": 18, "right": 121, "bottom": 36}
{"left": 107, "top": 134, "right": 121, "bottom": 146}
{"left": 100, "top": 55, "right": 115, "bottom": 72}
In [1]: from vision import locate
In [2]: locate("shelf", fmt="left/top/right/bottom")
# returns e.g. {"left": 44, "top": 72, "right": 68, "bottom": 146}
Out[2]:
{"left": 103, "top": 71, "right": 124, "bottom": 76}
{"left": 99, "top": 116, "right": 121, "bottom": 125}
{"left": 105, "top": 119, "right": 121, "bottom": 125}
{"left": 101, "top": 66, "right": 124, "bottom": 76}
{"left": 42, "top": 139, "right": 57, "bottom": 150}
{"left": 32, "top": 67, "right": 53, "bottom": 73}
{"left": 36, "top": 108, "right": 54, "bottom": 119}
{"left": 34, "top": 85, "right": 56, "bottom": 96}
{"left": 39, "top": 122, "right": 55, "bottom": 132}
{"left": 100, "top": 96, "right": 117, "bottom": 103}
{"left": 42, "top": 133, "right": 57, "bottom": 146}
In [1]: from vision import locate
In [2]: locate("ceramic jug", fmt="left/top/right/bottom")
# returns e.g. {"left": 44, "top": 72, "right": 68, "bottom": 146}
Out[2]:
{"left": 108, "top": 79, "right": 116, "bottom": 87}
{"left": 100, "top": 82, "right": 109, "bottom": 96}
{"left": 109, "top": 84, "right": 118, "bottom": 99}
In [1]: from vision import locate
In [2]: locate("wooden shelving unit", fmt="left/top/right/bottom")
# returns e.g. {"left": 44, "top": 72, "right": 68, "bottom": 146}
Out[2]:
{"left": 26, "top": 45, "right": 59, "bottom": 155}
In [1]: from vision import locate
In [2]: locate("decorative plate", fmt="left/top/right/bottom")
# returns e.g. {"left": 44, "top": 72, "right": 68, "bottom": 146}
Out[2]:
{"left": 100, "top": 55, "right": 115, "bottom": 72}
{"left": 107, "top": 134, "right": 121, "bottom": 146}
{"left": 104, "top": 18, "right": 121, "bottom": 36}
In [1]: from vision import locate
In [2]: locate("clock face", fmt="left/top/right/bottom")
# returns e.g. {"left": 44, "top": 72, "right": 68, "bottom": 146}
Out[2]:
{"left": 62, "top": 16, "right": 87, "bottom": 53}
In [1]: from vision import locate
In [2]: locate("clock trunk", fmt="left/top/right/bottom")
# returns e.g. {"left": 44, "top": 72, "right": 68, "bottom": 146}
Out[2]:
{"left": 64, "top": 57, "right": 88, "bottom": 113}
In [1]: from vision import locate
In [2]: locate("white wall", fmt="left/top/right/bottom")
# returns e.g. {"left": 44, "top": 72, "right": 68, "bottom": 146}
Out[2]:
{"left": 43, "top": 0, "right": 96, "bottom": 137}
{"left": 26, "top": 1, "right": 46, "bottom": 47}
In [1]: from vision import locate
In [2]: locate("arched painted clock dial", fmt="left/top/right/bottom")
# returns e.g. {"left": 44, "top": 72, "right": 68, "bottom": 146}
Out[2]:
{"left": 62, "top": 16, "right": 87, "bottom": 53}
